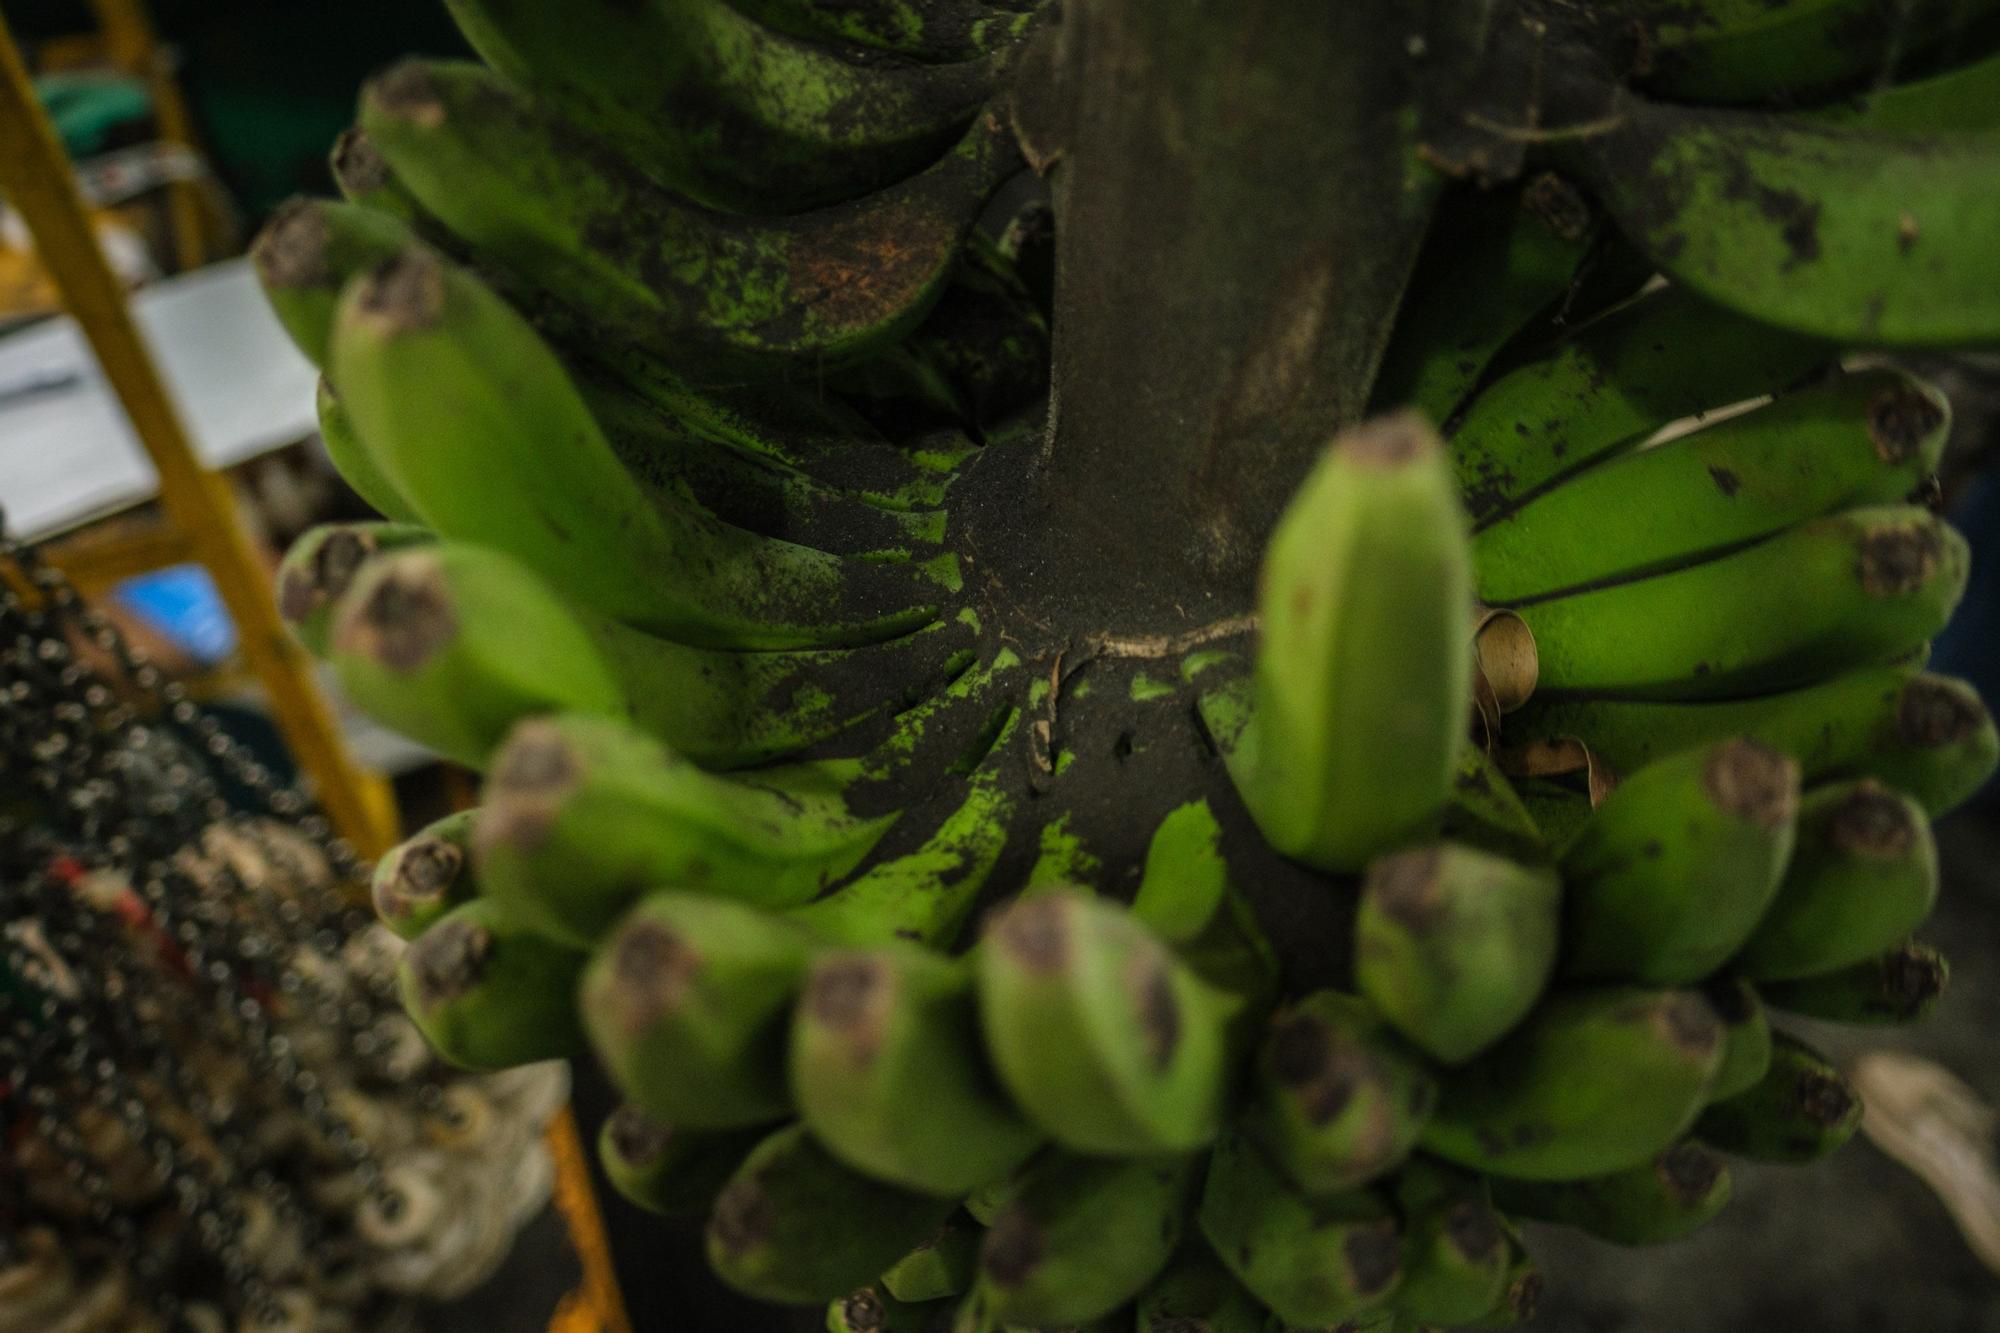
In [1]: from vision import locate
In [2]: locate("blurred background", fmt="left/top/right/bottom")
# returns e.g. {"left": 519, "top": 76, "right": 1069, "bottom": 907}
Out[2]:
{"left": 0, "top": 2, "right": 1995, "bottom": 1329}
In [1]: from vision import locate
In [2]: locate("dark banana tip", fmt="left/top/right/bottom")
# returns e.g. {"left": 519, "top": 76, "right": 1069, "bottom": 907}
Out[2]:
{"left": 335, "top": 555, "right": 457, "bottom": 671}
{"left": 1268, "top": 1009, "right": 1361, "bottom": 1125}
{"left": 1702, "top": 738, "right": 1798, "bottom": 828}
{"left": 600, "top": 919, "right": 701, "bottom": 1034}
{"left": 1791, "top": 1066, "right": 1859, "bottom": 1132}
{"left": 989, "top": 895, "right": 1071, "bottom": 974}
{"left": 1521, "top": 170, "right": 1593, "bottom": 241}
{"left": 1443, "top": 1199, "right": 1505, "bottom": 1265}
{"left": 1857, "top": 520, "right": 1946, "bottom": 598}
{"left": 1658, "top": 1142, "right": 1724, "bottom": 1205}
{"left": 251, "top": 197, "right": 332, "bottom": 290}
{"left": 1897, "top": 676, "right": 1985, "bottom": 748}
{"left": 1136, "top": 963, "right": 1180, "bottom": 1070}
{"left": 478, "top": 723, "right": 582, "bottom": 855}
{"left": 366, "top": 57, "right": 446, "bottom": 127}
{"left": 1656, "top": 992, "right": 1724, "bottom": 1062}
{"left": 1827, "top": 781, "right": 1918, "bottom": 859}
{"left": 1505, "top": 1269, "right": 1545, "bottom": 1321}
{"left": 837, "top": 1288, "right": 890, "bottom": 1332}
{"left": 979, "top": 1206, "right": 1045, "bottom": 1290}
{"left": 1879, "top": 945, "right": 1949, "bottom": 1017}
{"left": 709, "top": 1174, "right": 776, "bottom": 1261}
{"left": 606, "top": 1104, "right": 673, "bottom": 1169}
{"left": 407, "top": 913, "right": 492, "bottom": 1013}
{"left": 352, "top": 249, "right": 446, "bottom": 333}
{"left": 331, "top": 125, "right": 393, "bottom": 196}
{"left": 1335, "top": 410, "right": 1439, "bottom": 468}
{"left": 374, "top": 836, "right": 462, "bottom": 921}
{"left": 1342, "top": 1217, "right": 1403, "bottom": 1297}
{"left": 1365, "top": 846, "right": 1446, "bottom": 933}
{"left": 1869, "top": 383, "right": 1946, "bottom": 464}
{"left": 277, "top": 526, "right": 376, "bottom": 626}
{"left": 804, "top": 955, "right": 891, "bottom": 1056}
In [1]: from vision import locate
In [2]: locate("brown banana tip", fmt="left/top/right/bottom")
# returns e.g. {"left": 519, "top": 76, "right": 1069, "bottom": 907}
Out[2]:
{"left": 991, "top": 895, "right": 1071, "bottom": 973}
{"left": 1868, "top": 384, "right": 1946, "bottom": 464}
{"left": 1659, "top": 992, "right": 1723, "bottom": 1060}
{"left": 1366, "top": 846, "right": 1446, "bottom": 933}
{"left": 1443, "top": 1199, "right": 1505, "bottom": 1264}
{"left": 1828, "top": 782, "right": 1918, "bottom": 859}
{"left": 388, "top": 838, "right": 464, "bottom": 910}
{"left": 1704, "top": 738, "right": 1798, "bottom": 828}
{"left": 251, "top": 198, "right": 331, "bottom": 290}
{"left": 367, "top": 58, "right": 447, "bottom": 128}
{"left": 336, "top": 557, "right": 455, "bottom": 672}
{"left": 1897, "top": 677, "right": 1985, "bottom": 748}
{"left": 1658, "top": 1142, "right": 1723, "bottom": 1203}
{"left": 280, "top": 529, "right": 377, "bottom": 626}
{"left": 604, "top": 920, "right": 699, "bottom": 1032}
{"left": 606, "top": 1104, "right": 672, "bottom": 1167}
{"left": 1857, "top": 521, "right": 1945, "bottom": 598}
{"left": 838, "top": 1289, "right": 889, "bottom": 1332}
{"left": 353, "top": 250, "right": 446, "bottom": 332}
{"left": 979, "top": 1207, "right": 1046, "bottom": 1288}
{"left": 408, "top": 915, "right": 492, "bottom": 1011}
{"left": 805, "top": 956, "right": 890, "bottom": 1053}
{"left": 491, "top": 722, "right": 581, "bottom": 796}
{"left": 1521, "top": 171, "right": 1593, "bottom": 242}
{"left": 709, "top": 1176, "right": 774, "bottom": 1259}
{"left": 331, "top": 126, "right": 393, "bottom": 195}
{"left": 1509, "top": 1269, "right": 1545, "bottom": 1320}
{"left": 1882, "top": 946, "right": 1948, "bottom": 1013}
{"left": 1336, "top": 411, "right": 1441, "bottom": 467}
{"left": 1793, "top": 1068, "right": 1858, "bottom": 1130}
{"left": 1133, "top": 959, "right": 1180, "bottom": 1070}
{"left": 1267, "top": 1011, "right": 1361, "bottom": 1126}
{"left": 1343, "top": 1219, "right": 1403, "bottom": 1296}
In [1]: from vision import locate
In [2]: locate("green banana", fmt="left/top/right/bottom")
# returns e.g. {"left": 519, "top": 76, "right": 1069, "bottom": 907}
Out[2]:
{"left": 273, "top": 519, "right": 431, "bottom": 656}
{"left": 974, "top": 888, "right": 1244, "bottom": 1156}
{"left": 708, "top": 1124, "right": 958, "bottom": 1303}
{"left": 1463, "top": 1227, "right": 1542, "bottom": 1328}
{"left": 1489, "top": 1140, "right": 1733, "bottom": 1245}
{"left": 1133, "top": 1242, "right": 1268, "bottom": 1332}
{"left": 791, "top": 942, "right": 1042, "bottom": 1196}
{"left": 1439, "top": 748, "right": 1548, "bottom": 864}
{"left": 315, "top": 377, "right": 420, "bottom": 525}
{"left": 329, "top": 244, "right": 944, "bottom": 647}
{"left": 1131, "top": 800, "right": 1281, "bottom": 1013}
{"left": 1421, "top": 986, "right": 1725, "bottom": 1180}
{"left": 1734, "top": 779, "right": 1938, "bottom": 980}
{"left": 1559, "top": 738, "right": 1800, "bottom": 984}
{"left": 1568, "top": 97, "right": 2000, "bottom": 344}
{"left": 726, "top": 0, "right": 1035, "bottom": 64}
{"left": 372, "top": 809, "right": 477, "bottom": 941}
{"left": 1701, "top": 975, "right": 1773, "bottom": 1102}
{"left": 1518, "top": 506, "right": 1967, "bottom": 700}
{"left": 439, "top": 0, "right": 1000, "bottom": 214}
{"left": 1197, "top": 1129, "right": 1403, "bottom": 1327}
{"left": 1473, "top": 368, "right": 1950, "bottom": 603}
{"left": 1510, "top": 667, "right": 2000, "bottom": 815}
{"left": 1694, "top": 1032, "right": 1862, "bottom": 1162}
{"left": 1216, "top": 413, "right": 1472, "bottom": 873}
{"left": 1760, "top": 940, "right": 1948, "bottom": 1023}
{"left": 396, "top": 899, "right": 586, "bottom": 1070}
{"left": 251, "top": 196, "right": 413, "bottom": 368}
{"left": 360, "top": 60, "right": 1015, "bottom": 375}
{"left": 1371, "top": 176, "right": 1598, "bottom": 427}
{"left": 1610, "top": 0, "right": 2000, "bottom": 105}
{"left": 1448, "top": 285, "right": 1831, "bottom": 525}
{"left": 976, "top": 1151, "right": 1196, "bottom": 1327}
{"left": 1817, "top": 50, "right": 2000, "bottom": 132}
{"left": 596, "top": 1104, "right": 767, "bottom": 1216}
{"left": 1390, "top": 1159, "right": 1509, "bottom": 1326}
{"left": 883, "top": 1218, "right": 982, "bottom": 1303}
{"left": 1353, "top": 843, "right": 1561, "bottom": 1063}
{"left": 581, "top": 890, "right": 817, "bottom": 1128}
{"left": 1239, "top": 991, "right": 1438, "bottom": 1194}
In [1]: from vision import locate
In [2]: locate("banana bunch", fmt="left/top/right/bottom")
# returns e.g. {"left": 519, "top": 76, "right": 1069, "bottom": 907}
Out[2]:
{"left": 254, "top": 1, "right": 2000, "bottom": 1327}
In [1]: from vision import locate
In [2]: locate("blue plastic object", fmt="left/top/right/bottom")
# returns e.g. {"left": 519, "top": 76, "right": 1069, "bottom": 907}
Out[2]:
{"left": 110, "top": 563, "right": 237, "bottom": 666}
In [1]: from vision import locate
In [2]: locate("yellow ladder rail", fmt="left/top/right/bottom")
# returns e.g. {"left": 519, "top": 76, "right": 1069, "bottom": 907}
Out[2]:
{"left": 0, "top": 8, "right": 394, "bottom": 860}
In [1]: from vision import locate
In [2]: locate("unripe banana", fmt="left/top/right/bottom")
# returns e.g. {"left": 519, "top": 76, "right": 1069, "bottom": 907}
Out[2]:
{"left": 1759, "top": 940, "right": 1948, "bottom": 1024}
{"left": 596, "top": 1104, "right": 767, "bottom": 1217}
{"left": 708, "top": 1124, "right": 958, "bottom": 1304}
{"left": 372, "top": 809, "right": 477, "bottom": 941}
{"left": 475, "top": 713, "right": 897, "bottom": 946}
{"left": 580, "top": 891, "right": 816, "bottom": 1128}
{"left": 330, "top": 244, "right": 946, "bottom": 647}
{"left": 1421, "top": 986, "right": 1725, "bottom": 1180}
{"left": 974, "top": 889, "right": 1244, "bottom": 1156}
{"left": 1133, "top": 1242, "right": 1267, "bottom": 1332}
{"left": 1449, "top": 285, "right": 1830, "bottom": 525}
{"left": 1518, "top": 506, "right": 1967, "bottom": 700}
{"left": 1694, "top": 1033, "right": 1861, "bottom": 1162}
{"left": 1490, "top": 1140, "right": 1733, "bottom": 1245}
{"left": 274, "top": 520, "right": 431, "bottom": 656}
{"left": 1560, "top": 738, "right": 1800, "bottom": 985}
{"left": 396, "top": 899, "right": 586, "bottom": 1070}
{"left": 439, "top": 0, "right": 1000, "bottom": 214}
{"left": 1816, "top": 49, "right": 2000, "bottom": 133}
{"left": 1474, "top": 369, "right": 1949, "bottom": 603}
{"left": 1700, "top": 975, "right": 1773, "bottom": 1103}
{"left": 1733, "top": 779, "right": 1938, "bottom": 981}
{"left": 976, "top": 1151, "right": 1197, "bottom": 1327}
{"left": 1512, "top": 667, "right": 1999, "bottom": 815}
{"left": 1131, "top": 800, "right": 1280, "bottom": 1015}
{"left": 1440, "top": 748, "right": 1548, "bottom": 864}
{"left": 1354, "top": 843, "right": 1561, "bottom": 1063}
{"left": 1390, "top": 1159, "right": 1509, "bottom": 1326}
{"left": 1197, "top": 1129, "right": 1403, "bottom": 1327}
{"left": 251, "top": 196, "right": 413, "bottom": 368}
{"left": 360, "top": 60, "right": 1015, "bottom": 375}
{"left": 1239, "top": 991, "right": 1438, "bottom": 1194}
{"left": 791, "top": 942, "right": 1042, "bottom": 1196}
{"left": 314, "top": 377, "right": 420, "bottom": 525}
{"left": 1567, "top": 97, "right": 2000, "bottom": 344}
{"left": 883, "top": 1217, "right": 982, "bottom": 1303}
{"left": 728, "top": 0, "right": 1034, "bottom": 64}
{"left": 1218, "top": 412, "right": 1472, "bottom": 872}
